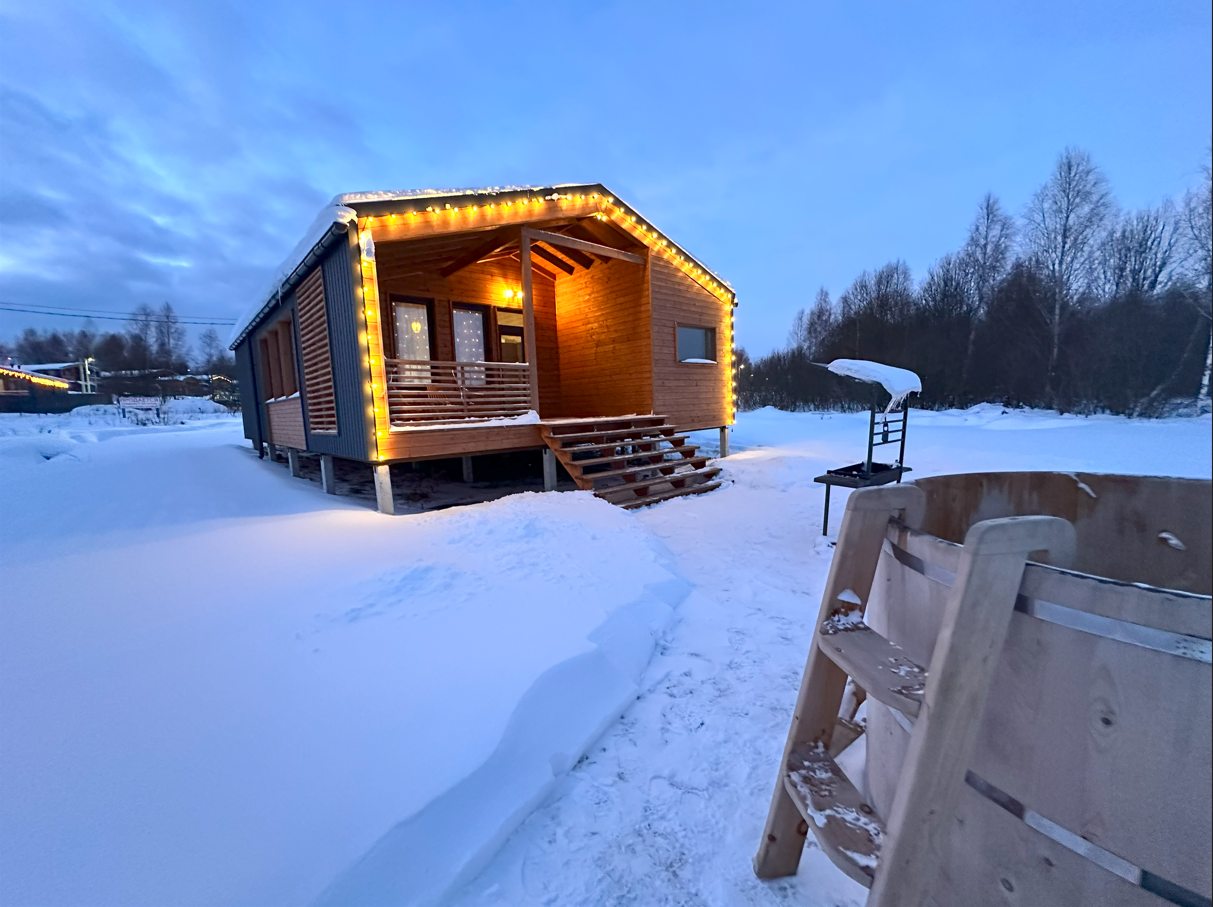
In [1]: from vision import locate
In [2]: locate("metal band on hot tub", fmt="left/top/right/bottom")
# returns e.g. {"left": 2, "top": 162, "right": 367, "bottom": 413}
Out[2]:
{"left": 882, "top": 537, "right": 1213, "bottom": 665}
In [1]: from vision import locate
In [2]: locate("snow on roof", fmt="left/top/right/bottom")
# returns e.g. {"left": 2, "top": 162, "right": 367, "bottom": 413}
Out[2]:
{"left": 333, "top": 185, "right": 583, "bottom": 205}
{"left": 227, "top": 203, "right": 358, "bottom": 348}
{"left": 21, "top": 362, "right": 78, "bottom": 371}
{"left": 826, "top": 359, "right": 922, "bottom": 410}
{"left": 230, "top": 183, "right": 735, "bottom": 349}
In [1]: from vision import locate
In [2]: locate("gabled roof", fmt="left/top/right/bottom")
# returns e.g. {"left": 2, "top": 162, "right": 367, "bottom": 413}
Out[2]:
{"left": 229, "top": 183, "right": 734, "bottom": 349}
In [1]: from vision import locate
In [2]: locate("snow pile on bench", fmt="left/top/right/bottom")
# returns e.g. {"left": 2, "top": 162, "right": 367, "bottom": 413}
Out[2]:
{"left": 826, "top": 359, "right": 922, "bottom": 411}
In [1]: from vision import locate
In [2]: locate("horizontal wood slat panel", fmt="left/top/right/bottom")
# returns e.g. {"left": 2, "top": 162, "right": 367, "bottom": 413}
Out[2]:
{"left": 385, "top": 358, "right": 535, "bottom": 425}
{"left": 295, "top": 266, "right": 338, "bottom": 434}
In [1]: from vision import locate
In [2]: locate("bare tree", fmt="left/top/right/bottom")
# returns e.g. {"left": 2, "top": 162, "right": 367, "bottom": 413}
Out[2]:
{"left": 1024, "top": 148, "right": 1114, "bottom": 401}
{"left": 127, "top": 304, "right": 157, "bottom": 370}
{"left": 959, "top": 193, "right": 1013, "bottom": 390}
{"left": 1181, "top": 160, "right": 1212, "bottom": 408}
{"left": 197, "top": 327, "right": 228, "bottom": 373}
{"left": 789, "top": 287, "right": 836, "bottom": 358}
{"left": 153, "top": 302, "right": 188, "bottom": 371}
{"left": 1098, "top": 201, "right": 1180, "bottom": 300}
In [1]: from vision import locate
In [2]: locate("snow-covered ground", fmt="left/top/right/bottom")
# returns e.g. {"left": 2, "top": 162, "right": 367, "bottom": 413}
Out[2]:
{"left": 1, "top": 404, "right": 1209, "bottom": 906}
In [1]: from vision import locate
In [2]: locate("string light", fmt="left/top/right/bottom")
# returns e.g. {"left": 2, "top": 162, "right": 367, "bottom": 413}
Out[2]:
{"left": 357, "top": 228, "right": 391, "bottom": 457}
{"left": 355, "top": 188, "right": 738, "bottom": 427}
{"left": 0, "top": 365, "right": 71, "bottom": 390}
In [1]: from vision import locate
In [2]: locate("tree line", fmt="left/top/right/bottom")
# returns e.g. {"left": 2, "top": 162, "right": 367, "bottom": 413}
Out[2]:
{"left": 739, "top": 148, "right": 1212, "bottom": 416}
{"left": 2, "top": 303, "right": 235, "bottom": 377}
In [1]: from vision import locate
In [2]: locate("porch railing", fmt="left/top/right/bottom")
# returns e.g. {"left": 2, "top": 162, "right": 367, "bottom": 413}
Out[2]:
{"left": 384, "top": 358, "right": 534, "bottom": 425}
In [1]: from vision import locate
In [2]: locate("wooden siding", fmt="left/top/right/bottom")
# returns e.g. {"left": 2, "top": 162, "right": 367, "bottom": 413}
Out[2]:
{"left": 267, "top": 397, "right": 305, "bottom": 449}
{"left": 553, "top": 256, "right": 651, "bottom": 417}
{"left": 374, "top": 239, "right": 562, "bottom": 416}
{"left": 376, "top": 423, "right": 544, "bottom": 461}
{"left": 649, "top": 256, "right": 731, "bottom": 431}
{"left": 295, "top": 266, "right": 337, "bottom": 433}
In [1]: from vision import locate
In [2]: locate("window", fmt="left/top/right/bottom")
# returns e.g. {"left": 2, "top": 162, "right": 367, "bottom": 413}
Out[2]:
{"left": 676, "top": 325, "right": 716, "bottom": 363}
{"left": 259, "top": 317, "right": 298, "bottom": 401}
{"left": 453, "top": 305, "right": 487, "bottom": 386}
{"left": 393, "top": 299, "right": 433, "bottom": 384}
{"left": 497, "top": 309, "right": 525, "bottom": 363}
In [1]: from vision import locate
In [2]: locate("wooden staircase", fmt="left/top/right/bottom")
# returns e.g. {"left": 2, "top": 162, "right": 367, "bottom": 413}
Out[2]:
{"left": 540, "top": 414, "right": 722, "bottom": 509}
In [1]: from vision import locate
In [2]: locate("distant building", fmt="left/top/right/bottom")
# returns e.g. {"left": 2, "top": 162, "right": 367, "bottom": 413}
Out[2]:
{"left": 21, "top": 359, "right": 97, "bottom": 393}
{"left": 0, "top": 361, "right": 72, "bottom": 411}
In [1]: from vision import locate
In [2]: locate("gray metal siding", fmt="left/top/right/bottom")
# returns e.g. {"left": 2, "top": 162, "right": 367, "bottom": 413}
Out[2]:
{"left": 306, "top": 238, "right": 371, "bottom": 461}
{"left": 234, "top": 341, "right": 262, "bottom": 448}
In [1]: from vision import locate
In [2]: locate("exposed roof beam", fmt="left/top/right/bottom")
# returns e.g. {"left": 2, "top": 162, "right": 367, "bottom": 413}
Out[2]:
{"left": 508, "top": 252, "right": 557, "bottom": 281}
{"left": 437, "top": 226, "right": 517, "bottom": 277}
{"left": 530, "top": 244, "right": 576, "bottom": 275}
{"left": 521, "top": 228, "right": 645, "bottom": 266}
{"left": 568, "top": 218, "right": 644, "bottom": 252}
{"left": 542, "top": 236, "right": 595, "bottom": 269}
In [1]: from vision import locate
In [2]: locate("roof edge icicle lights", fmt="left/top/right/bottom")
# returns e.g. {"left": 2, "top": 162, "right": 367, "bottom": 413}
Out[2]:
{"left": 358, "top": 191, "right": 735, "bottom": 305}
{"left": 0, "top": 365, "right": 71, "bottom": 390}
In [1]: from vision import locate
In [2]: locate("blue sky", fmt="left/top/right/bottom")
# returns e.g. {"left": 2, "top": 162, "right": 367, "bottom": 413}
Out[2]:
{"left": 0, "top": 0, "right": 1209, "bottom": 355}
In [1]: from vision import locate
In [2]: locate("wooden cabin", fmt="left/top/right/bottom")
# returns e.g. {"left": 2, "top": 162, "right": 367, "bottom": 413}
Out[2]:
{"left": 229, "top": 185, "right": 738, "bottom": 512}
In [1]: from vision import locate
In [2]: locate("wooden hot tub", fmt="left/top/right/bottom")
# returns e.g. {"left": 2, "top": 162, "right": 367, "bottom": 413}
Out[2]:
{"left": 863, "top": 472, "right": 1212, "bottom": 905}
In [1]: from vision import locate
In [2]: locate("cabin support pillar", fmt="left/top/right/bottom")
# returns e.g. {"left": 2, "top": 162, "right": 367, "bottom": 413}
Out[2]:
{"left": 461, "top": 456, "right": 474, "bottom": 483}
{"left": 287, "top": 449, "right": 301, "bottom": 478}
{"left": 320, "top": 455, "right": 337, "bottom": 494}
{"left": 520, "top": 233, "right": 540, "bottom": 412}
{"left": 542, "top": 447, "right": 557, "bottom": 492}
{"left": 718, "top": 426, "right": 730, "bottom": 458}
{"left": 373, "top": 463, "right": 395, "bottom": 515}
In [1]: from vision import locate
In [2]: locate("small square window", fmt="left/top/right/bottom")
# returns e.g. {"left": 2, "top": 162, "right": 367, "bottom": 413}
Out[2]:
{"left": 677, "top": 326, "right": 716, "bottom": 363}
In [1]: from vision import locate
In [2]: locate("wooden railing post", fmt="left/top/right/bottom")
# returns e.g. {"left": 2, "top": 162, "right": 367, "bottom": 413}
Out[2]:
{"left": 520, "top": 229, "right": 540, "bottom": 412}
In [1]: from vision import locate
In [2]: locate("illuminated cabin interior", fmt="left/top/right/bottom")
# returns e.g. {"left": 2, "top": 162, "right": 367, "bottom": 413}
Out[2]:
{"left": 229, "top": 184, "right": 737, "bottom": 512}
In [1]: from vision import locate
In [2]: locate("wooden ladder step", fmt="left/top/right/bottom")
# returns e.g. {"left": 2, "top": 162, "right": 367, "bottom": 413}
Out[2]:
{"left": 585, "top": 456, "right": 710, "bottom": 487}
{"left": 596, "top": 465, "right": 720, "bottom": 502}
{"left": 783, "top": 743, "right": 884, "bottom": 888}
{"left": 816, "top": 618, "right": 926, "bottom": 719}
{"left": 564, "top": 444, "right": 699, "bottom": 470}
{"left": 617, "top": 479, "right": 722, "bottom": 509}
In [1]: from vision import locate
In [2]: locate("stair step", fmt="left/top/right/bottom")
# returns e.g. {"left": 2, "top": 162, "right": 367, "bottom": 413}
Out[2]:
{"left": 783, "top": 743, "right": 883, "bottom": 887}
{"left": 816, "top": 618, "right": 926, "bottom": 719}
{"left": 542, "top": 424, "right": 677, "bottom": 445}
{"left": 596, "top": 465, "right": 720, "bottom": 502}
{"left": 617, "top": 479, "right": 722, "bottom": 509}
{"left": 586, "top": 456, "right": 710, "bottom": 487}
{"left": 564, "top": 444, "right": 699, "bottom": 470}
{"left": 543, "top": 414, "right": 668, "bottom": 435}
{"left": 561, "top": 434, "right": 686, "bottom": 455}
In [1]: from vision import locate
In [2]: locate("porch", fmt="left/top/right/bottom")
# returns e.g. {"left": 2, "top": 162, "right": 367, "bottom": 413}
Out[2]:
{"left": 372, "top": 222, "right": 652, "bottom": 447}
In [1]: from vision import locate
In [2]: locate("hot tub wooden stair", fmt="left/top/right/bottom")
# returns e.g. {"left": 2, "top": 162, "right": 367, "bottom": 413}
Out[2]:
{"left": 540, "top": 415, "right": 721, "bottom": 509}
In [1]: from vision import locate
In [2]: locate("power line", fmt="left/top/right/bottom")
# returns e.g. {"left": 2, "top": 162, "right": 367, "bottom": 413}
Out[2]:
{"left": 0, "top": 301, "right": 235, "bottom": 326}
